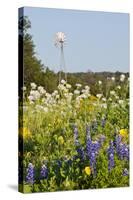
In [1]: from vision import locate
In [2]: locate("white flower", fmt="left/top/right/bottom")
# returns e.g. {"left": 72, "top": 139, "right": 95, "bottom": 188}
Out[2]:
{"left": 110, "top": 90, "right": 115, "bottom": 95}
{"left": 111, "top": 77, "right": 115, "bottom": 81}
{"left": 66, "top": 84, "right": 71, "bottom": 89}
{"left": 85, "top": 85, "right": 90, "bottom": 90}
{"left": 115, "top": 95, "right": 119, "bottom": 100}
{"left": 74, "top": 90, "right": 80, "bottom": 95}
{"left": 80, "top": 94, "right": 87, "bottom": 99}
{"left": 52, "top": 90, "right": 58, "bottom": 97}
{"left": 117, "top": 85, "right": 121, "bottom": 90}
{"left": 96, "top": 94, "right": 102, "bottom": 99}
{"left": 98, "top": 81, "right": 102, "bottom": 85}
{"left": 30, "top": 90, "right": 40, "bottom": 100}
{"left": 43, "top": 107, "right": 48, "bottom": 112}
{"left": 101, "top": 103, "right": 107, "bottom": 109}
{"left": 102, "top": 97, "right": 106, "bottom": 102}
{"left": 22, "top": 86, "right": 26, "bottom": 91}
{"left": 76, "top": 83, "right": 82, "bottom": 88}
{"left": 68, "top": 93, "right": 73, "bottom": 96}
{"left": 55, "top": 94, "right": 60, "bottom": 99}
{"left": 45, "top": 93, "right": 51, "bottom": 98}
{"left": 38, "top": 86, "right": 46, "bottom": 94}
{"left": 28, "top": 95, "right": 34, "bottom": 101}
{"left": 120, "top": 74, "right": 125, "bottom": 82}
{"left": 63, "top": 88, "right": 68, "bottom": 93}
{"left": 81, "top": 89, "right": 86, "bottom": 93}
{"left": 58, "top": 84, "right": 66, "bottom": 91}
{"left": 61, "top": 79, "right": 66, "bottom": 84}
{"left": 118, "top": 100, "right": 124, "bottom": 105}
{"left": 31, "top": 82, "right": 37, "bottom": 89}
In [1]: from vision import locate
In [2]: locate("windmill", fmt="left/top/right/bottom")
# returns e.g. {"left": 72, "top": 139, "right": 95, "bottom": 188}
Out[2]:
{"left": 54, "top": 32, "right": 67, "bottom": 83}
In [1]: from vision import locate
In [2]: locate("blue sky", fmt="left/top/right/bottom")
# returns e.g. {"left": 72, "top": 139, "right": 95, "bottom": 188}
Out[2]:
{"left": 24, "top": 7, "right": 129, "bottom": 72}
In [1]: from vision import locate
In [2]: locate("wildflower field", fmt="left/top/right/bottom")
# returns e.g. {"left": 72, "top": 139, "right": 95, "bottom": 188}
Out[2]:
{"left": 19, "top": 74, "right": 129, "bottom": 193}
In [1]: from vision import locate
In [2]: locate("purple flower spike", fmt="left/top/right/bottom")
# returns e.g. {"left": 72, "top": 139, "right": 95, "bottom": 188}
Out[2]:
{"left": 107, "top": 141, "right": 115, "bottom": 171}
{"left": 26, "top": 163, "right": 34, "bottom": 184}
{"left": 40, "top": 164, "right": 48, "bottom": 179}
{"left": 123, "top": 168, "right": 129, "bottom": 176}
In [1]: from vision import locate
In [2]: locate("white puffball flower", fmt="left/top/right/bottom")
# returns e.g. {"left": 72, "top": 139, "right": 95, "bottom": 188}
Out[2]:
{"left": 31, "top": 82, "right": 37, "bottom": 89}
{"left": 120, "top": 74, "right": 125, "bottom": 82}
{"left": 52, "top": 90, "right": 58, "bottom": 97}
{"left": 61, "top": 79, "right": 66, "bottom": 84}
{"left": 38, "top": 86, "right": 46, "bottom": 94}
{"left": 110, "top": 90, "right": 116, "bottom": 95}
{"left": 98, "top": 80, "right": 102, "bottom": 85}
{"left": 85, "top": 85, "right": 90, "bottom": 90}
{"left": 58, "top": 84, "right": 66, "bottom": 91}
{"left": 22, "top": 86, "right": 26, "bottom": 91}
{"left": 74, "top": 90, "right": 80, "bottom": 95}
{"left": 96, "top": 94, "right": 102, "bottom": 99}
{"left": 101, "top": 103, "right": 107, "bottom": 109}
{"left": 69, "top": 93, "right": 73, "bottom": 96}
{"left": 115, "top": 95, "right": 119, "bottom": 100}
{"left": 118, "top": 100, "right": 124, "bottom": 105}
{"left": 66, "top": 84, "right": 71, "bottom": 89}
{"left": 43, "top": 107, "right": 49, "bottom": 112}
{"left": 28, "top": 95, "right": 34, "bottom": 101}
{"left": 55, "top": 94, "right": 60, "bottom": 99}
{"left": 76, "top": 83, "right": 82, "bottom": 88}
{"left": 80, "top": 94, "right": 87, "bottom": 99}
{"left": 102, "top": 97, "right": 106, "bottom": 102}
{"left": 117, "top": 85, "right": 121, "bottom": 90}
{"left": 111, "top": 77, "right": 115, "bottom": 81}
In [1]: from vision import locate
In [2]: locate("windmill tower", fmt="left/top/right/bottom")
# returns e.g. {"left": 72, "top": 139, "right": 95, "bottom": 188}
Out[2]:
{"left": 54, "top": 32, "right": 67, "bottom": 83}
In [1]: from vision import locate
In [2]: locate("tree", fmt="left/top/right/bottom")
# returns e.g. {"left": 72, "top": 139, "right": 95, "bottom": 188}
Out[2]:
{"left": 19, "top": 16, "right": 44, "bottom": 89}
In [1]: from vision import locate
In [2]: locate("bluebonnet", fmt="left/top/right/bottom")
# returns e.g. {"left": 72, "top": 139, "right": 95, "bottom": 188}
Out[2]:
{"left": 99, "top": 135, "right": 106, "bottom": 147}
{"left": 115, "top": 135, "right": 129, "bottom": 160}
{"left": 73, "top": 125, "right": 85, "bottom": 160}
{"left": 90, "top": 152, "right": 96, "bottom": 175}
{"left": 91, "top": 141, "right": 100, "bottom": 155}
{"left": 40, "top": 164, "right": 48, "bottom": 179}
{"left": 123, "top": 168, "right": 129, "bottom": 176}
{"left": 76, "top": 146, "right": 84, "bottom": 161}
{"left": 115, "top": 135, "right": 121, "bottom": 154}
{"left": 26, "top": 163, "right": 34, "bottom": 184}
{"left": 117, "top": 143, "right": 129, "bottom": 160}
{"left": 86, "top": 136, "right": 92, "bottom": 159}
{"left": 86, "top": 126, "right": 101, "bottom": 175}
{"left": 107, "top": 141, "right": 115, "bottom": 171}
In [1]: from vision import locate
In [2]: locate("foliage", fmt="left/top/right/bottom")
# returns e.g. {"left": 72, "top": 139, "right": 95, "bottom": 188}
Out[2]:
{"left": 19, "top": 75, "right": 129, "bottom": 193}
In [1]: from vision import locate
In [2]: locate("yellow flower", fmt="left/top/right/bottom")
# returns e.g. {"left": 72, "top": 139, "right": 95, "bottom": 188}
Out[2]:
{"left": 119, "top": 129, "right": 128, "bottom": 137}
{"left": 19, "top": 127, "right": 32, "bottom": 140}
{"left": 58, "top": 136, "right": 64, "bottom": 145}
{"left": 84, "top": 166, "right": 91, "bottom": 176}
